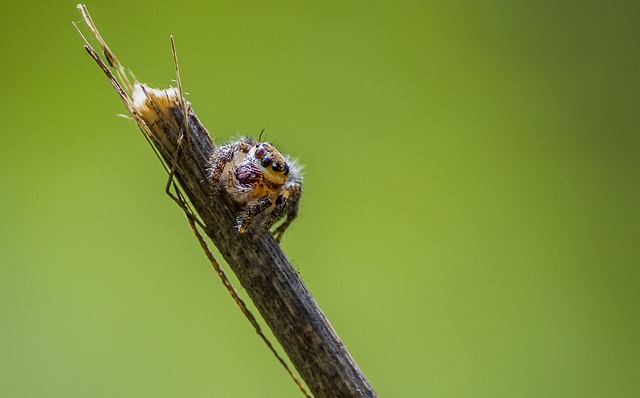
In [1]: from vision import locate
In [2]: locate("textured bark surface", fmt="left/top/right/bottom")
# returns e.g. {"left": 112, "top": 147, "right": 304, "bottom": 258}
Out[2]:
{"left": 131, "top": 85, "right": 377, "bottom": 398}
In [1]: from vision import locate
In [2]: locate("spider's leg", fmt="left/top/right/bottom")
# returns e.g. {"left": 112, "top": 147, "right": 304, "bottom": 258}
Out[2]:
{"left": 259, "top": 193, "right": 288, "bottom": 238}
{"left": 273, "top": 183, "right": 301, "bottom": 242}
{"left": 209, "top": 144, "right": 236, "bottom": 188}
{"left": 237, "top": 196, "right": 272, "bottom": 234}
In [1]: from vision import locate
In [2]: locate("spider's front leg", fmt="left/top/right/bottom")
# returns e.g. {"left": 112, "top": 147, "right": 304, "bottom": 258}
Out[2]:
{"left": 237, "top": 196, "right": 272, "bottom": 234}
{"left": 271, "top": 182, "right": 302, "bottom": 242}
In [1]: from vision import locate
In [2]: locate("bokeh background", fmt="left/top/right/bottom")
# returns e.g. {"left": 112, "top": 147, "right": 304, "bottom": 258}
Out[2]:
{"left": 1, "top": 1, "right": 639, "bottom": 397}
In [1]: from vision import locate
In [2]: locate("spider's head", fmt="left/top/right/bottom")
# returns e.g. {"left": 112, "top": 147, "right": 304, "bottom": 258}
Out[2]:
{"left": 250, "top": 142, "right": 290, "bottom": 185}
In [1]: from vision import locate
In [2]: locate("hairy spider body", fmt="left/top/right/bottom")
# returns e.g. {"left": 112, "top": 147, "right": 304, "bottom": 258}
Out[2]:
{"left": 209, "top": 137, "right": 302, "bottom": 242}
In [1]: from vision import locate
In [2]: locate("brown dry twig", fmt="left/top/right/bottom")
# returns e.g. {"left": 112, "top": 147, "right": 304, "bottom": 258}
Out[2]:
{"left": 74, "top": 4, "right": 377, "bottom": 398}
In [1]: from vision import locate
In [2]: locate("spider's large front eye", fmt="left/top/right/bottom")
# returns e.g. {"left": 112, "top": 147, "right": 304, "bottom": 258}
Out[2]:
{"left": 271, "top": 162, "right": 287, "bottom": 173}
{"left": 261, "top": 158, "right": 271, "bottom": 168}
{"left": 255, "top": 147, "right": 264, "bottom": 159}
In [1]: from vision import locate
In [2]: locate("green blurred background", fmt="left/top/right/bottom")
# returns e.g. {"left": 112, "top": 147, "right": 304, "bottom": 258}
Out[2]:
{"left": 1, "top": 1, "right": 639, "bottom": 397}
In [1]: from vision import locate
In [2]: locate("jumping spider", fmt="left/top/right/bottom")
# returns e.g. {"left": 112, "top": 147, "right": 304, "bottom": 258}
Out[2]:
{"left": 209, "top": 136, "right": 302, "bottom": 242}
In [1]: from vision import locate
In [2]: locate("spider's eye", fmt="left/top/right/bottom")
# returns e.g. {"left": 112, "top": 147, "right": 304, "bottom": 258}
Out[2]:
{"left": 261, "top": 158, "right": 271, "bottom": 168}
{"left": 255, "top": 147, "right": 264, "bottom": 159}
{"left": 283, "top": 163, "right": 290, "bottom": 175}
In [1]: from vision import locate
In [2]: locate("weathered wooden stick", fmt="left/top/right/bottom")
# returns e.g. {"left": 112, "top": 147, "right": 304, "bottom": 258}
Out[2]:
{"left": 76, "top": 5, "right": 377, "bottom": 398}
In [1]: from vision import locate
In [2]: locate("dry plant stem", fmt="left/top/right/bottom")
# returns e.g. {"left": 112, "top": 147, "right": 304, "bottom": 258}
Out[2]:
{"left": 76, "top": 5, "right": 377, "bottom": 398}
